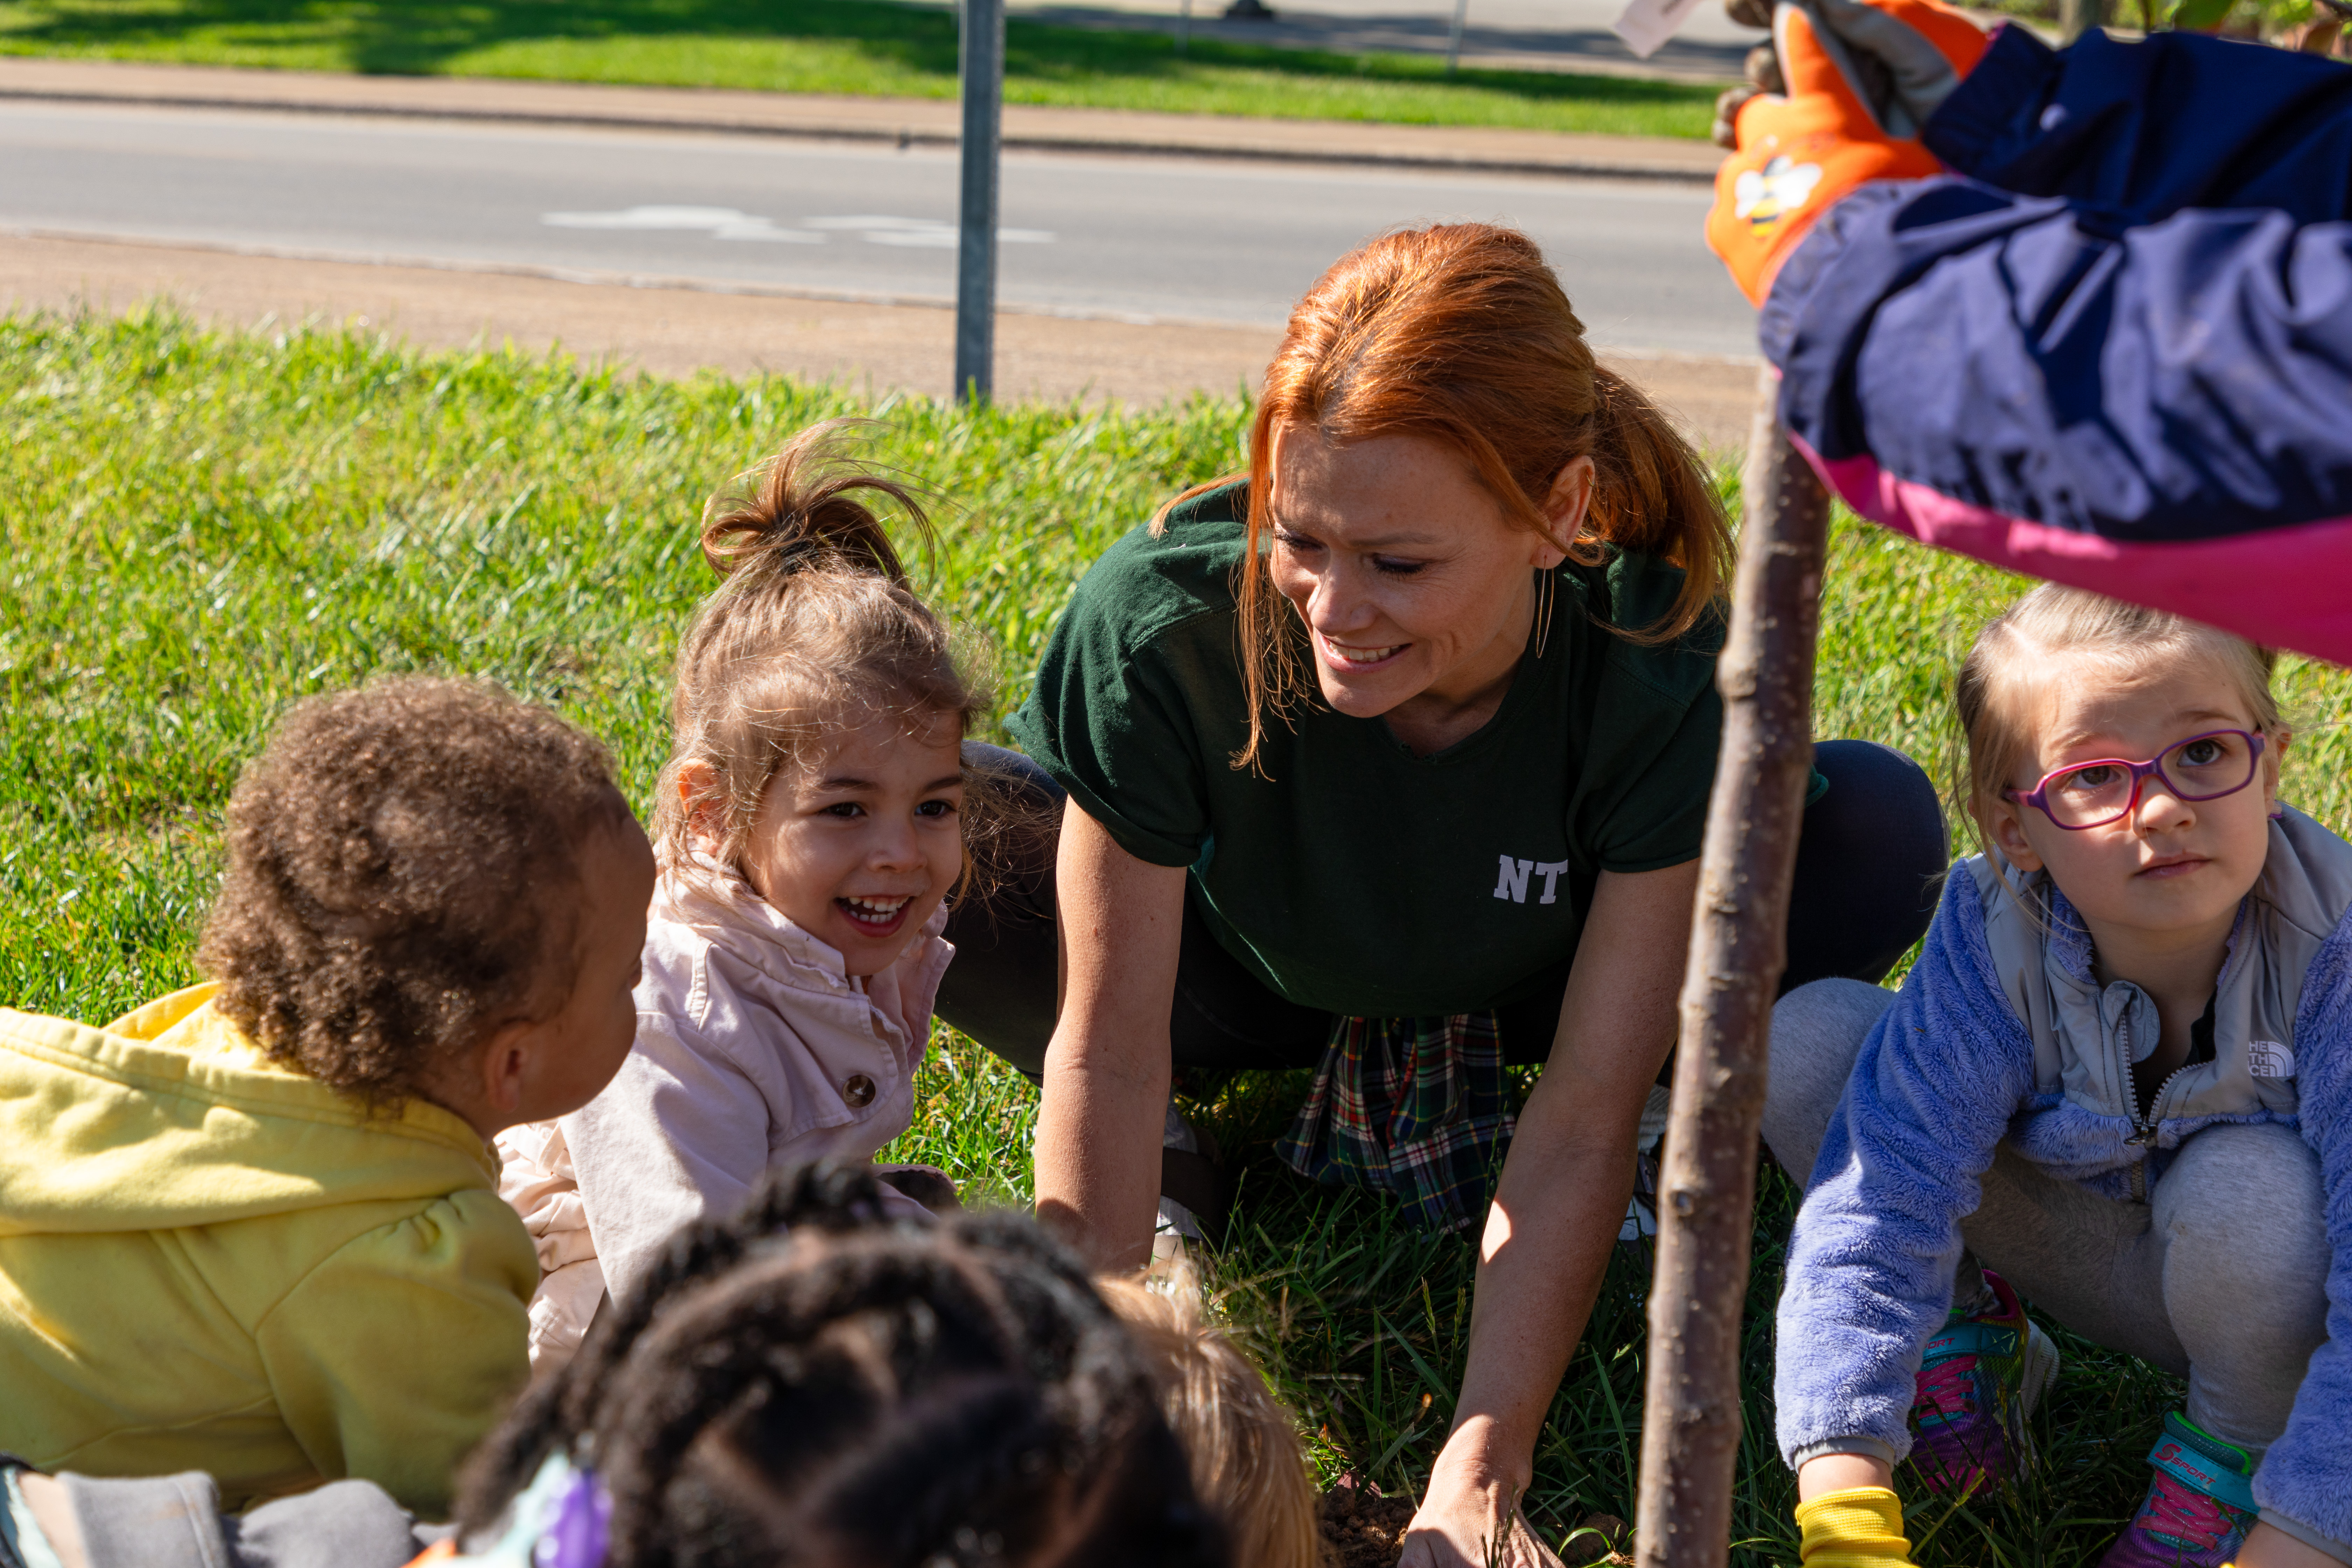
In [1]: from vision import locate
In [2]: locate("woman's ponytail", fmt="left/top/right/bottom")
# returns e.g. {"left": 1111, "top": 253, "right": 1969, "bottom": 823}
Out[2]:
{"left": 1576, "top": 364, "right": 1732, "bottom": 644}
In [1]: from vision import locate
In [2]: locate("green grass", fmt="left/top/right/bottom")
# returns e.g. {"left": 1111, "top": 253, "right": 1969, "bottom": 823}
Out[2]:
{"left": 7, "top": 310, "right": 2349, "bottom": 1563}
{"left": 0, "top": 0, "right": 1725, "bottom": 136}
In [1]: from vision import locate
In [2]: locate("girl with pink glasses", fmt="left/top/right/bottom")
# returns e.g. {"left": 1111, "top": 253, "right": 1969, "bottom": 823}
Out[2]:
{"left": 1761, "top": 584, "right": 2352, "bottom": 1568}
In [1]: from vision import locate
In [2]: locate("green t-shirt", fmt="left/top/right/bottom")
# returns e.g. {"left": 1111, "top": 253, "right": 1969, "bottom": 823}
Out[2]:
{"left": 1007, "top": 479, "right": 1731, "bottom": 1018}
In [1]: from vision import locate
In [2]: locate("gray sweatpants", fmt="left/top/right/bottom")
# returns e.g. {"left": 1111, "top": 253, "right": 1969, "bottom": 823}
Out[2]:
{"left": 1762, "top": 978, "right": 2329, "bottom": 1460}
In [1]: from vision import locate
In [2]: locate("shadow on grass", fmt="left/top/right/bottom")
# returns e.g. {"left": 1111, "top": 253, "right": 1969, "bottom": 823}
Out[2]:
{"left": 0, "top": 0, "right": 1714, "bottom": 106}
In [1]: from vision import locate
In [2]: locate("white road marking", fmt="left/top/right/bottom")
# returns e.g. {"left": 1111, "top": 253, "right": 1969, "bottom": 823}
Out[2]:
{"left": 541, "top": 205, "right": 824, "bottom": 241}
{"left": 803, "top": 214, "right": 1056, "bottom": 244}
{"left": 541, "top": 207, "right": 1054, "bottom": 247}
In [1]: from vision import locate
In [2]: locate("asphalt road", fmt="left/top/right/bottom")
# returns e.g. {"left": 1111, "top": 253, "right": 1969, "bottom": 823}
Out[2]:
{"left": 0, "top": 101, "right": 1757, "bottom": 357}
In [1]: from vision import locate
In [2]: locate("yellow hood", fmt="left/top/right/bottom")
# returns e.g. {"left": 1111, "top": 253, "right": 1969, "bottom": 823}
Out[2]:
{"left": 0, "top": 983, "right": 533, "bottom": 1518}
{"left": 0, "top": 983, "right": 496, "bottom": 1236}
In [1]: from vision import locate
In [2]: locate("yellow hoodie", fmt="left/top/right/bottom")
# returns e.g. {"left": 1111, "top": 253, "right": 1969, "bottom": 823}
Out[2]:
{"left": 0, "top": 984, "right": 536, "bottom": 1518}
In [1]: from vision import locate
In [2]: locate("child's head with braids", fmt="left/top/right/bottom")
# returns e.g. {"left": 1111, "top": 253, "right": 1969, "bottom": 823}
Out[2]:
{"left": 453, "top": 1162, "right": 1230, "bottom": 1568}
{"left": 656, "top": 421, "right": 989, "bottom": 976}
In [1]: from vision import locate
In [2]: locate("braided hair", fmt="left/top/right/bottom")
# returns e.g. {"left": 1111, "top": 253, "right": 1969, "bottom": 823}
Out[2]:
{"left": 456, "top": 1162, "right": 1228, "bottom": 1568}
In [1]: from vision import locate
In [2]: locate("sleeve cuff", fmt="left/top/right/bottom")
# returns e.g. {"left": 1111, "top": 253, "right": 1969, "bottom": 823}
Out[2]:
{"left": 1789, "top": 1436, "right": 1900, "bottom": 1471}
{"left": 997, "top": 712, "right": 1205, "bottom": 873}
{"left": 2258, "top": 1508, "right": 2352, "bottom": 1566}
{"left": 1050, "top": 772, "right": 1202, "bottom": 870}
{"left": 58, "top": 1471, "right": 226, "bottom": 1568}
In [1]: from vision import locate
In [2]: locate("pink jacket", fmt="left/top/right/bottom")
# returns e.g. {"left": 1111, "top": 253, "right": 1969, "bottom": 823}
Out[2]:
{"left": 498, "top": 861, "right": 951, "bottom": 1363}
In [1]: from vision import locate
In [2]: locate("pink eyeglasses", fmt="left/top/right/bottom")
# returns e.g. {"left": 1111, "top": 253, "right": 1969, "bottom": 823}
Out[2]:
{"left": 2004, "top": 729, "right": 2265, "bottom": 830}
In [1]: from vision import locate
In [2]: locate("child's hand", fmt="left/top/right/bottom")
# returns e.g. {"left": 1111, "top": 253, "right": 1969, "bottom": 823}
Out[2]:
{"left": 2231, "top": 1521, "right": 2348, "bottom": 1568}
{"left": 1705, "top": 0, "right": 1990, "bottom": 305}
{"left": 1793, "top": 1486, "right": 1916, "bottom": 1567}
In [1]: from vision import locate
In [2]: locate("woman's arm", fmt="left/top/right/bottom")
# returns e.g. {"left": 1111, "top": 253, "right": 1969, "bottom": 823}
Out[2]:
{"left": 1033, "top": 798, "right": 1188, "bottom": 1273}
{"left": 1403, "top": 860, "right": 1699, "bottom": 1568}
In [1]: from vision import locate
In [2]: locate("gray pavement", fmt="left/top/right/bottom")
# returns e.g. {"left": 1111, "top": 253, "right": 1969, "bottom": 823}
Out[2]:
{"left": 0, "top": 100, "right": 1758, "bottom": 355}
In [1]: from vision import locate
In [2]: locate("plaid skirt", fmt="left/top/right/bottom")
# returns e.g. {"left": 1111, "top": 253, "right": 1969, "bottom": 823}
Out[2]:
{"left": 1274, "top": 1011, "right": 1516, "bottom": 1234}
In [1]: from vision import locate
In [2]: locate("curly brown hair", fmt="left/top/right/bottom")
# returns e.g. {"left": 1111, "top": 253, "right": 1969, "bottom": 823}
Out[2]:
{"left": 197, "top": 677, "right": 632, "bottom": 1108}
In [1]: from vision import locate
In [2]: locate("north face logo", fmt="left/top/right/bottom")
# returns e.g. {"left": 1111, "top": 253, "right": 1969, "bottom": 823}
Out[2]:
{"left": 2248, "top": 1040, "right": 2296, "bottom": 1079}
{"left": 1493, "top": 855, "right": 1572, "bottom": 905}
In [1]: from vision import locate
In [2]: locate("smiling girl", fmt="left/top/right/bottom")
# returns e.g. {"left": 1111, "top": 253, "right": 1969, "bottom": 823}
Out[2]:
{"left": 497, "top": 424, "right": 988, "bottom": 1368}
{"left": 1765, "top": 586, "right": 2352, "bottom": 1568}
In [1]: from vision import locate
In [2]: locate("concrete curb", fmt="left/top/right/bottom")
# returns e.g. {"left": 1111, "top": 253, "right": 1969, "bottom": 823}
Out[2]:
{"left": 0, "top": 223, "right": 1192, "bottom": 326}
{"left": 0, "top": 57, "right": 1725, "bottom": 184}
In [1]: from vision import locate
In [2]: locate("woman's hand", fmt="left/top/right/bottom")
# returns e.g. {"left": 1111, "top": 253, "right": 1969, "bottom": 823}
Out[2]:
{"left": 1032, "top": 799, "right": 1186, "bottom": 1272}
{"left": 1403, "top": 861, "right": 1699, "bottom": 1568}
{"left": 1399, "top": 1421, "right": 1567, "bottom": 1567}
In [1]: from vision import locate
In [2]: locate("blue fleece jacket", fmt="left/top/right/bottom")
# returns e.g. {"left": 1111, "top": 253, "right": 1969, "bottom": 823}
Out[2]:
{"left": 1776, "top": 852, "right": 2352, "bottom": 1550}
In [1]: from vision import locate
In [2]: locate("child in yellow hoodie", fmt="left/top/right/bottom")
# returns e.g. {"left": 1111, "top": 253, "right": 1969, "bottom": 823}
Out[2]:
{"left": 0, "top": 677, "right": 656, "bottom": 1520}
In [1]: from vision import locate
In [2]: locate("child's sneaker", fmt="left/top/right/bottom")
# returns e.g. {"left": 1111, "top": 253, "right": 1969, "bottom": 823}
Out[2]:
{"left": 2096, "top": 1412, "right": 2259, "bottom": 1568}
{"left": 1907, "top": 1269, "right": 2059, "bottom": 1493}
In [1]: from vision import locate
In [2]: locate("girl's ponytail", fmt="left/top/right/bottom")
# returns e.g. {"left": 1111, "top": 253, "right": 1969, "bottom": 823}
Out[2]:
{"left": 699, "top": 418, "right": 927, "bottom": 587}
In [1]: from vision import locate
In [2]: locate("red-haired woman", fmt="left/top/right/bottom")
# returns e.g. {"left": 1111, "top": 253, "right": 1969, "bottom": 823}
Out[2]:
{"left": 937, "top": 224, "right": 1946, "bottom": 1564}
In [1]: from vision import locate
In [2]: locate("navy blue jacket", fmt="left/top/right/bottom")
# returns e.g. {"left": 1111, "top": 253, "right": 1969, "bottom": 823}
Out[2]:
{"left": 1763, "top": 27, "right": 2352, "bottom": 663}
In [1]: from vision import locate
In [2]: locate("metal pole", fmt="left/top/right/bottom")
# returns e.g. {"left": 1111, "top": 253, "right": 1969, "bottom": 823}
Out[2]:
{"left": 1178, "top": 0, "right": 1193, "bottom": 54}
{"left": 1447, "top": 0, "right": 1470, "bottom": 72}
{"left": 955, "top": 0, "right": 1004, "bottom": 404}
{"left": 1633, "top": 368, "right": 1831, "bottom": 1568}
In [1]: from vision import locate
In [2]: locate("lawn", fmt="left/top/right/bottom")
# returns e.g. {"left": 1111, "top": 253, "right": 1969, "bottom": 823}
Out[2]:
{"left": 0, "top": 0, "right": 1725, "bottom": 136}
{"left": 6, "top": 312, "right": 2348, "bottom": 1564}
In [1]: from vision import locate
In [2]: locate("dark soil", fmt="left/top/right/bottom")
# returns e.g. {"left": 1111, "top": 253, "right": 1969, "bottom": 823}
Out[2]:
{"left": 1317, "top": 1488, "right": 1419, "bottom": 1568}
{"left": 1559, "top": 1513, "right": 1635, "bottom": 1566}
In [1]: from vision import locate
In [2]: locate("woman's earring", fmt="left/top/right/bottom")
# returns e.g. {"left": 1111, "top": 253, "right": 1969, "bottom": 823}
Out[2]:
{"left": 1532, "top": 565, "right": 1558, "bottom": 659}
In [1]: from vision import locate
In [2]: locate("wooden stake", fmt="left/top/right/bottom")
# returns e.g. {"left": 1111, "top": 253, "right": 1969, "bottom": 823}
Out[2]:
{"left": 1633, "top": 368, "right": 1831, "bottom": 1568}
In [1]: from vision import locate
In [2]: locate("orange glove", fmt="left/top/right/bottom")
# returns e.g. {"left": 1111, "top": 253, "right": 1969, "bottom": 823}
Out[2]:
{"left": 1707, "top": 0, "right": 1991, "bottom": 306}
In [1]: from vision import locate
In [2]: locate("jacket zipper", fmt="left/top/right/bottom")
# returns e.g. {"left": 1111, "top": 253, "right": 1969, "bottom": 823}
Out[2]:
{"left": 2120, "top": 1011, "right": 2154, "bottom": 1202}
{"left": 2118, "top": 1010, "right": 2199, "bottom": 1203}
